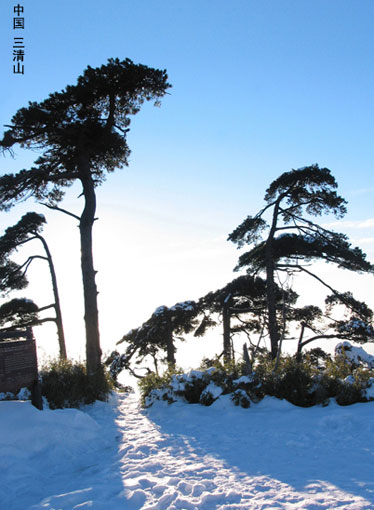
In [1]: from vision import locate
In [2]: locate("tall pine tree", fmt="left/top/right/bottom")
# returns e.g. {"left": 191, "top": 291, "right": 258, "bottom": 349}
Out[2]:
{"left": 0, "top": 58, "right": 171, "bottom": 375}
{"left": 229, "top": 165, "right": 374, "bottom": 359}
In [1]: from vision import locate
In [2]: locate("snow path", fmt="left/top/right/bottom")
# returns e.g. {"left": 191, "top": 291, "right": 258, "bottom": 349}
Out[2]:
{"left": 119, "top": 395, "right": 374, "bottom": 510}
{"left": 1, "top": 392, "right": 374, "bottom": 509}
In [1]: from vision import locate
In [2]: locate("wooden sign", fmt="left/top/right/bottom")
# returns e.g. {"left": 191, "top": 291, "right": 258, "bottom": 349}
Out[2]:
{"left": 0, "top": 328, "right": 42, "bottom": 409}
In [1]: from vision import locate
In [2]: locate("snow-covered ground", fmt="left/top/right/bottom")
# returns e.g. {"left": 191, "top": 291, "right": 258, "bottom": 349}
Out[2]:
{"left": 1, "top": 391, "right": 374, "bottom": 510}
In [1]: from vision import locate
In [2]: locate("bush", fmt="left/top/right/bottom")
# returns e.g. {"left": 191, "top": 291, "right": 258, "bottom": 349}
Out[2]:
{"left": 138, "top": 366, "right": 183, "bottom": 407}
{"left": 183, "top": 375, "right": 210, "bottom": 404}
{"left": 40, "top": 358, "right": 113, "bottom": 409}
{"left": 136, "top": 346, "right": 374, "bottom": 409}
{"left": 138, "top": 360, "right": 259, "bottom": 409}
{"left": 254, "top": 355, "right": 320, "bottom": 407}
{"left": 231, "top": 389, "right": 251, "bottom": 408}
{"left": 199, "top": 356, "right": 245, "bottom": 380}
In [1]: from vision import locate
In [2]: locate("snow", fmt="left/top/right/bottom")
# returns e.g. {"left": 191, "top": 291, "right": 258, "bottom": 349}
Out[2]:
{"left": 362, "top": 378, "right": 374, "bottom": 401}
{"left": 170, "top": 301, "right": 196, "bottom": 312}
{"left": 336, "top": 341, "right": 374, "bottom": 368}
{"left": 153, "top": 306, "right": 168, "bottom": 316}
{"left": 200, "top": 381, "right": 223, "bottom": 400}
{"left": 2, "top": 392, "right": 374, "bottom": 509}
{"left": 233, "top": 375, "right": 255, "bottom": 385}
{"left": 337, "top": 320, "right": 374, "bottom": 336}
{"left": 153, "top": 301, "right": 196, "bottom": 316}
{"left": 170, "top": 374, "right": 186, "bottom": 393}
{"left": 186, "top": 369, "right": 209, "bottom": 380}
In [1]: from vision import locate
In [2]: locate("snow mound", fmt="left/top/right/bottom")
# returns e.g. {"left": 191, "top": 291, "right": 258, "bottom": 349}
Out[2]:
{"left": 336, "top": 341, "right": 374, "bottom": 368}
{"left": 200, "top": 381, "right": 223, "bottom": 404}
{"left": 0, "top": 401, "right": 100, "bottom": 459}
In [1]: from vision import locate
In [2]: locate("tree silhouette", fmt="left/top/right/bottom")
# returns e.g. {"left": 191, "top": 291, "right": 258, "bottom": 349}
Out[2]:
{"left": 0, "top": 213, "right": 66, "bottom": 356}
{"left": 197, "top": 275, "right": 296, "bottom": 363}
{"left": 0, "top": 298, "right": 39, "bottom": 331}
{"left": 294, "top": 292, "right": 374, "bottom": 359}
{"left": 108, "top": 301, "right": 199, "bottom": 380}
{"left": 229, "top": 165, "right": 374, "bottom": 359}
{"left": 0, "top": 58, "right": 171, "bottom": 374}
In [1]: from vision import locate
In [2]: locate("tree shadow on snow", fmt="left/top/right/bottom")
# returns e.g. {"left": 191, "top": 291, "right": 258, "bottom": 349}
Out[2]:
{"left": 146, "top": 396, "right": 374, "bottom": 507}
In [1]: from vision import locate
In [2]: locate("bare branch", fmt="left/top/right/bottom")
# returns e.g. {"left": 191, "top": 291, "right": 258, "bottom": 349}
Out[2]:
{"left": 37, "top": 304, "right": 56, "bottom": 313}
{"left": 277, "top": 264, "right": 339, "bottom": 295}
{"left": 299, "top": 333, "right": 348, "bottom": 349}
{"left": 40, "top": 202, "right": 81, "bottom": 221}
{"left": 0, "top": 316, "right": 57, "bottom": 332}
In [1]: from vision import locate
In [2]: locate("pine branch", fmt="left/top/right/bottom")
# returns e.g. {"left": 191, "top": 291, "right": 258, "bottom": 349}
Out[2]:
{"left": 299, "top": 333, "right": 348, "bottom": 349}
{"left": 37, "top": 304, "right": 56, "bottom": 313}
{"left": 40, "top": 202, "right": 81, "bottom": 221}
{"left": 19, "top": 255, "right": 48, "bottom": 276}
{"left": 278, "top": 264, "right": 364, "bottom": 316}
{"left": 282, "top": 209, "right": 338, "bottom": 236}
{"left": 0, "top": 316, "right": 56, "bottom": 332}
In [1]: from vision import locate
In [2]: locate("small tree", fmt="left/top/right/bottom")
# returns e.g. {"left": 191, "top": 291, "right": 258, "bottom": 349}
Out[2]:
{"left": 197, "top": 275, "right": 297, "bottom": 363}
{"left": 0, "top": 298, "right": 39, "bottom": 331}
{"left": 294, "top": 292, "right": 374, "bottom": 359}
{"left": 0, "top": 212, "right": 66, "bottom": 356}
{"left": 229, "top": 165, "right": 374, "bottom": 359}
{"left": 111, "top": 301, "right": 199, "bottom": 379}
{"left": 0, "top": 58, "right": 171, "bottom": 375}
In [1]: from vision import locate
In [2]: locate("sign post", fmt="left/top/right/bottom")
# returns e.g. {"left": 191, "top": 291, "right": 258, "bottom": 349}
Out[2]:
{"left": 0, "top": 328, "right": 43, "bottom": 409}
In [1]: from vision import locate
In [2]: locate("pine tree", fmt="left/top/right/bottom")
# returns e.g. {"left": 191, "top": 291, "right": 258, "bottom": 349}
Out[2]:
{"left": 113, "top": 301, "right": 199, "bottom": 378}
{"left": 0, "top": 58, "right": 171, "bottom": 375}
{"left": 0, "top": 213, "right": 66, "bottom": 356}
{"left": 294, "top": 292, "right": 374, "bottom": 359}
{"left": 229, "top": 165, "right": 374, "bottom": 359}
{"left": 0, "top": 298, "right": 39, "bottom": 331}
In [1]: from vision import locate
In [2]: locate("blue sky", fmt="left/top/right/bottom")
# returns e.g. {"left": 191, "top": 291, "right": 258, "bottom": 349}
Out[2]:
{"left": 1, "top": 0, "right": 374, "bottom": 362}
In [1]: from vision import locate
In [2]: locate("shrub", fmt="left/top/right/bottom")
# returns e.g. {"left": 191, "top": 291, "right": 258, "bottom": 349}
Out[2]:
{"left": 40, "top": 358, "right": 113, "bottom": 409}
{"left": 253, "top": 354, "right": 318, "bottom": 407}
{"left": 322, "top": 354, "right": 374, "bottom": 405}
{"left": 335, "top": 381, "right": 364, "bottom": 406}
{"left": 200, "top": 381, "right": 223, "bottom": 406}
{"left": 183, "top": 375, "right": 209, "bottom": 404}
{"left": 0, "top": 391, "right": 18, "bottom": 401}
{"left": 138, "top": 366, "right": 183, "bottom": 407}
{"left": 231, "top": 389, "right": 251, "bottom": 408}
{"left": 199, "top": 356, "right": 246, "bottom": 380}
{"left": 136, "top": 345, "right": 374, "bottom": 409}
{"left": 138, "top": 360, "right": 258, "bottom": 408}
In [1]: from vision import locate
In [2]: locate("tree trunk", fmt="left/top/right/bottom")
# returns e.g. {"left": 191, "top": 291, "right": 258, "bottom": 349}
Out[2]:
{"left": 296, "top": 323, "right": 306, "bottom": 362}
{"left": 165, "top": 318, "right": 176, "bottom": 366}
{"left": 36, "top": 234, "right": 67, "bottom": 359}
{"left": 223, "top": 294, "right": 232, "bottom": 363}
{"left": 79, "top": 164, "right": 102, "bottom": 376}
{"left": 242, "top": 343, "right": 252, "bottom": 375}
{"left": 266, "top": 198, "right": 282, "bottom": 359}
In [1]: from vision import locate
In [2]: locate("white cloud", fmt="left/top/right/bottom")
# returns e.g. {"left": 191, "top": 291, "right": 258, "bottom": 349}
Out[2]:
{"left": 322, "top": 219, "right": 374, "bottom": 229}
{"left": 350, "top": 187, "right": 374, "bottom": 196}
{"left": 356, "top": 237, "right": 374, "bottom": 245}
